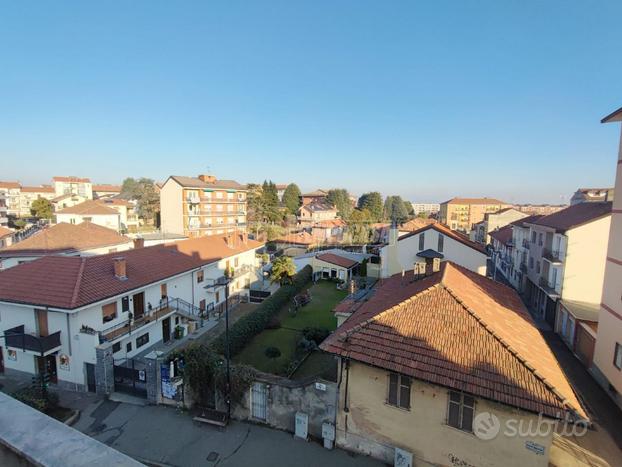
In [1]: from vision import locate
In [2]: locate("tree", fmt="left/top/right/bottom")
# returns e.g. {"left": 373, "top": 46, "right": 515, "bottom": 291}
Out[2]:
{"left": 403, "top": 200, "right": 415, "bottom": 218}
{"left": 30, "top": 198, "right": 53, "bottom": 219}
{"left": 281, "top": 183, "right": 301, "bottom": 215}
{"left": 347, "top": 208, "right": 372, "bottom": 244}
{"left": 246, "top": 183, "right": 263, "bottom": 224}
{"left": 270, "top": 256, "right": 297, "bottom": 284}
{"left": 326, "top": 188, "right": 353, "bottom": 219}
{"left": 261, "top": 180, "right": 281, "bottom": 223}
{"left": 120, "top": 177, "right": 160, "bottom": 224}
{"left": 357, "top": 192, "right": 383, "bottom": 222}
{"left": 384, "top": 196, "right": 409, "bottom": 224}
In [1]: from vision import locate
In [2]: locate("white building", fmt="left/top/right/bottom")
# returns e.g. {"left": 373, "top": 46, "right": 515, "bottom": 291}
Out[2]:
{"left": 507, "top": 215, "right": 543, "bottom": 292}
{"left": 0, "top": 181, "right": 21, "bottom": 217}
{"left": 0, "top": 222, "right": 134, "bottom": 269}
{"left": 0, "top": 192, "right": 8, "bottom": 226}
{"left": 52, "top": 176, "right": 93, "bottom": 200}
{"left": 410, "top": 202, "right": 440, "bottom": 216}
{"left": 0, "top": 233, "right": 264, "bottom": 392}
{"left": 92, "top": 184, "right": 122, "bottom": 199}
{"left": 373, "top": 224, "right": 487, "bottom": 278}
{"left": 96, "top": 198, "right": 140, "bottom": 232}
{"left": 469, "top": 207, "right": 528, "bottom": 245}
{"left": 18, "top": 186, "right": 56, "bottom": 217}
{"left": 56, "top": 200, "right": 121, "bottom": 232}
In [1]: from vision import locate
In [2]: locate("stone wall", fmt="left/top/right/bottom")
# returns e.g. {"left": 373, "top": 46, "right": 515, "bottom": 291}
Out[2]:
{"left": 95, "top": 343, "right": 114, "bottom": 396}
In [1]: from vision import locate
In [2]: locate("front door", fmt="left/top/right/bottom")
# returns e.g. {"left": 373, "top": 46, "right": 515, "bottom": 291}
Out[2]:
{"left": 162, "top": 317, "right": 171, "bottom": 343}
{"left": 36, "top": 355, "right": 57, "bottom": 384}
{"left": 133, "top": 292, "right": 145, "bottom": 319}
{"left": 0, "top": 346, "right": 4, "bottom": 373}
{"left": 85, "top": 363, "right": 96, "bottom": 392}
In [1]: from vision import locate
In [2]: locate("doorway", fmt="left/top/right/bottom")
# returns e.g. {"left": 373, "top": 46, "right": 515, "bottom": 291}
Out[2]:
{"left": 133, "top": 292, "right": 145, "bottom": 319}
{"left": 85, "top": 363, "right": 96, "bottom": 392}
{"left": 36, "top": 355, "right": 58, "bottom": 384}
{"left": 162, "top": 317, "right": 171, "bottom": 343}
{"left": 251, "top": 382, "right": 267, "bottom": 421}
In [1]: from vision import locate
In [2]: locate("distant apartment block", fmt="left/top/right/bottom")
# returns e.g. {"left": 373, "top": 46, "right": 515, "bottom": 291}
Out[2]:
{"left": 0, "top": 192, "right": 8, "bottom": 226}
{"left": 18, "top": 186, "right": 55, "bottom": 217}
{"left": 160, "top": 175, "right": 247, "bottom": 237}
{"left": 570, "top": 187, "right": 614, "bottom": 205}
{"left": 0, "top": 181, "right": 21, "bottom": 216}
{"left": 52, "top": 176, "right": 93, "bottom": 199}
{"left": 92, "top": 184, "right": 122, "bottom": 199}
{"left": 593, "top": 107, "right": 622, "bottom": 409}
{"left": 469, "top": 207, "right": 527, "bottom": 244}
{"left": 513, "top": 204, "right": 567, "bottom": 216}
{"left": 410, "top": 202, "right": 440, "bottom": 216}
{"left": 439, "top": 197, "right": 510, "bottom": 232}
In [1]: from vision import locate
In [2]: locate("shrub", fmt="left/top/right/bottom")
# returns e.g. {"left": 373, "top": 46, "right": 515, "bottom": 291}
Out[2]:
{"left": 296, "top": 337, "right": 316, "bottom": 354}
{"left": 264, "top": 347, "right": 282, "bottom": 359}
{"left": 302, "top": 326, "right": 330, "bottom": 345}
{"left": 266, "top": 316, "right": 281, "bottom": 330}
{"left": 211, "top": 265, "right": 312, "bottom": 356}
{"left": 12, "top": 387, "right": 59, "bottom": 413}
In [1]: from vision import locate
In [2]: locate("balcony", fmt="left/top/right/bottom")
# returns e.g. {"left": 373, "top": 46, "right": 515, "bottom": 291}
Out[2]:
{"left": 6, "top": 325, "right": 62, "bottom": 355}
{"left": 538, "top": 276, "right": 560, "bottom": 298}
{"left": 519, "top": 262, "right": 527, "bottom": 273}
{"left": 99, "top": 299, "right": 178, "bottom": 343}
{"left": 226, "top": 264, "right": 253, "bottom": 279}
{"left": 542, "top": 248, "right": 563, "bottom": 264}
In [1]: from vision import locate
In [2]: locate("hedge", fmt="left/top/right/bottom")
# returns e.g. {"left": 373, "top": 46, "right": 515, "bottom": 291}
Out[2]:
{"left": 211, "top": 265, "right": 312, "bottom": 356}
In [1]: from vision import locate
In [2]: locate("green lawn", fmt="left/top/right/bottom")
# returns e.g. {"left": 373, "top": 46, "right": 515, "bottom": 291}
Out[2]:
{"left": 234, "top": 281, "right": 347, "bottom": 375}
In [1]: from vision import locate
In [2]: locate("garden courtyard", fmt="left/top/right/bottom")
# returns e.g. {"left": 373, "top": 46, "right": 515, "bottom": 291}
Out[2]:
{"left": 234, "top": 280, "right": 347, "bottom": 378}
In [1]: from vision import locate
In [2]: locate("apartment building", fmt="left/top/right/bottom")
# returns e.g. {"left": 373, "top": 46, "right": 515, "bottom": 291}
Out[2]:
{"left": 593, "top": 107, "right": 622, "bottom": 409}
{"left": 514, "top": 204, "right": 567, "bottom": 216}
{"left": 0, "top": 233, "right": 263, "bottom": 392}
{"left": 439, "top": 197, "right": 510, "bottom": 233}
{"left": 0, "top": 181, "right": 21, "bottom": 216}
{"left": 92, "top": 184, "right": 122, "bottom": 199}
{"left": 0, "top": 192, "right": 7, "bottom": 226}
{"left": 321, "top": 262, "right": 586, "bottom": 467}
{"left": 523, "top": 203, "right": 611, "bottom": 331}
{"left": 470, "top": 207, "right": 527, "bottom": 244}
{"left": 570, "top": 187, "right": 614, "bottom": 205}
{"left": 18, "top": 186, "right": 55, "bottom": 217}
{"left": 506, "top": 215, "right": 542, "bottom": 293}
{"left": 0, "top": 222, "right": 134, "bottom": 269}
{"left": 160, "top": 175, "right": 247, "bottom": 238}
{"left": 489, "top": 225, "right": 513, "bottom": 283}
{"left": 374, "top": 223, "right": 487, "bottom": 278}
{"left": 56, "top": 200, "right": 122, "bottom": 232}
{"left": 52, "top": 176, "right": 93, "bottom": 199}
{"left": 410, "top": 202, "right": 440, "bottom": 216}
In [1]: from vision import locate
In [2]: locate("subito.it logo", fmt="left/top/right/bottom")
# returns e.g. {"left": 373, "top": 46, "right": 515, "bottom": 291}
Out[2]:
{"left": 473, "top": 412, "right": 501, "bottom": 440}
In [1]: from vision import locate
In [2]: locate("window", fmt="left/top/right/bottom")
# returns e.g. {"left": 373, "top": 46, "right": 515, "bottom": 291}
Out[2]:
{"left": 234, "top": 257, "right": 239, "bottom": 267}
{"left": 447, "top": 391, "right": 475, "bottom": 432}
{"left": 199, "top": 299, "right": 206, "bottom": 311}
{"left": 536, "top": 261, "right": 540, "bottom": 274}
{"left": 387, "top": 373, "right": 411, "bottom": 409}
{"left": 531, "top": 231, "right": 536, "bottom": 243}
{"left": 122, "top": 296, "right": 130, "bottom": 312}
{"left": 418, "top": 233, "right": 425, "bottom": 251}
{"left": 197, "top": 270, "right": 204, "bottom": 283}
{"left": 538, "top": 233, "right": 543, "bottom": 246}
{"left": 112, "top": 342, "right": 121, "bottom": 353}
{"left": 136, "top": 333, "right": 150, "bottom": 348}
{"left": 216, "top": 291, "right": 220, "bottom": 303}
{"left": 614, "top": 343, "right": 622, "bottom": 370}
{"left": 529, "top": 257, "right": 534, "bottom": 269}
{"left": 102, "top": 302, "right": 117, "bottom": 323}
{"left": 126, "top": 342, "right": 132, "bottom": 352}
{"left": 438, "top": 234, "right": 444, "bottom": 253}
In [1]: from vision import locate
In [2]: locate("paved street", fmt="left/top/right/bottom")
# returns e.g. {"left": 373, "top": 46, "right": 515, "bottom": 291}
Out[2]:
{"left": 72, "top": 399, "right": 382, "bottom": 467}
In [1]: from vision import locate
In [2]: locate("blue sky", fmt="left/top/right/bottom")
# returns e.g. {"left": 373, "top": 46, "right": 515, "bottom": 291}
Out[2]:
{"left": 1, "top": 1, "right": 621, "bottom": 204}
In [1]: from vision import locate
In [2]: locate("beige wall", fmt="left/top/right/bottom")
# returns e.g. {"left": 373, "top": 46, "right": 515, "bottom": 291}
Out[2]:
{"left": 337, "top": 361, "right": 553, "bottom": 467}
{"left": 160, "top": 180, "right": 184, "bottom": 235}
{"left": 441, "top": 202, "right": 511, "bottom": 232}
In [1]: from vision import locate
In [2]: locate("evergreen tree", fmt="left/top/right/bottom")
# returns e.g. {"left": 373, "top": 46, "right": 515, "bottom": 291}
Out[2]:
{"left": 261, "top": 180, "right": 281, "bottom": 222}
{"left": 281, "top": 183, "right": 302, "bottom": 214}
{"left": 384, "top": 195, "right": 409, "bottom": 224}
{"left": 326, "top": 188, "right": 353, "bottom": 219}
{"left": 357, "top": 192, "right": 383, "bottom": 222}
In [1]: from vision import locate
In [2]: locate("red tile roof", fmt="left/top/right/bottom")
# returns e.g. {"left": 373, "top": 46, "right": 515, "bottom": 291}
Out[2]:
{"left": 313, "top": 219, "right": 346, "bottom": 228}
{"left": 21, "top": 186, "right": 54, "bottom": 193}
{"left": 321, "top": 262, "right": 586, "bottom": 420}
{"left": 529, "top": 202, "right": 612, "bottom": 233}
{"left": 0, "top": 223, "right": 131, "bottom": 257}
{"left": 489, "top": 225, "right": 513, "bottom": 245}
{"left": 93, "top": 184, "right": 122, "bottom": 192}
{"left": 0, "top": 181, "right": 20, "bottom": 189}
{"left": 443, "top": 197, "right": 508, "bottom": 205}
{"left": 56, "top": 200, "right": 119, "bottom": 216}
{"left": 52, "top": 176, "right": 91, "bottom": 183}
{"left": 0, "top": 233, "right": 264, "bottom": 309}
{"left": 0, "top": 227, "right": 13, "bottom": 239}
{"left": 316, "top": 253, "right": 358, "bottom": 269}
{"left": 275, "top": 231, "right": 315, "bottom": 246}
{"left": 399, "top": 223, "right": 487, "bottom": 254}
{"left": 399, "top": 218, "right": 437, "bottom": 232}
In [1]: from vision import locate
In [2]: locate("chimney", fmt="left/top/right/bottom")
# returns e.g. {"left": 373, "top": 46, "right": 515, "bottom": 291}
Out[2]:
{"left": 198, "top": 174, "right": 216, "bottom": 184}
{"left": 113, "top": 257, "right": 127, "bottom": 280}
{"left": 432, "top": 257, "right": 441, "bottom": 273}
{"left": 133, "top": 237, "right": 144, "bottom": 249}
{"left": 242, "top": 232, "right": 248, "bottom": 244}
{"left": 225, "top": 233, "right": 234, "bottom": 247}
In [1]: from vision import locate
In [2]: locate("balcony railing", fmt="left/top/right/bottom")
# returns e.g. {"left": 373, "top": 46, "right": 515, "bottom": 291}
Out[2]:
{"left": 519, "top": 262, "right": 527, "bottom": 273}
{"left": 522, "top": 239, "right": 530, "bottom": 249}
{"left": 538, "top": 276, "right": 560, "bottom": 297}
{"left": 542, "top": 248, "right": 563, "bottom": 263}
{"left": 5, "top": 325, "right": 62, "bottom": 354}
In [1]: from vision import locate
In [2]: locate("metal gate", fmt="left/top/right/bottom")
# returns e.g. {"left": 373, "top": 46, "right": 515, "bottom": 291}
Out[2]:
{"left": 113, "top": 359, "right": 147, "bottom": 398}
{"left": 251, "top": 382, "right": 267, "bottom": 421}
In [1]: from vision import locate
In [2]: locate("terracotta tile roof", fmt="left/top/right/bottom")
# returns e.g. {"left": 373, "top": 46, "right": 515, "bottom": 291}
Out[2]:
{"left": 302, "top": 190, "right": 328, "bottom": 197}
{"left": 0, "top": 181, "right": 21, "bottom": 189}
{"left": 169, "top": 176, "right": 246, "bottom": 190}
{"left": 52, "top": 176, "right": 91, "bottom": 183}
{"left": 275, "top": 231, "right": 315, "bottom": 246}
{"left": 313, "top": 219, "right": 346, "bottom": 228}
{"left": 529, "top": 202, "right": 612, "bottom": 233}
{"left": 93, "top": 184, "right": 122, "bottom": 192}
{"left": 21, "top": 186, "right": 54, "bottom": 193}
{"left": 443, "top": 197, "right": 508, "bottom": 205}
{"left": 321, "top": 262, "right": 586, "bottom": 420}
{"left": 275, "top": 184, "right": 289, "bottom": 190}
{"left": 0, "top": 223, "right": 131, "bottom": 257}
{"left": 316, "top": 253, "right": 358, "bottom": 269}
{"left": 510, "top": 214, "right": 543, "bottom": 227}
{"left": 399, "top": 218, "right": 437, "bottom": 232}
{"left": 0, "top": 233, "right": 264, "bottom": 309}
{"left": 301, "top": 201, "right": 336, "bottom": 213}
{"left": 489, "top": 225, "right": 513, "bottom": 245}
{"left": 0, "top": 227, "right": 13, "bottom": 239}
{"left": 56, "top": 200, "right": 119, "bottom": 216}
{"left": 97, "top": 198, "right": 132, "bottom": 207}
{"left": 399, "top": 223, "right": 487, "bottom": 254}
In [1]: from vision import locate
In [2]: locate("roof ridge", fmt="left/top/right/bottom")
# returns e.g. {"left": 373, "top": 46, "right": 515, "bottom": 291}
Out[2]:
{"left": 440, "top": 283, "right": 584, "bottom": 419}
{"left": 338, "top": 283, "right": 441, "bottom": 342}
{"left": 70, "top": 257, "right": 87, "bottom": 308}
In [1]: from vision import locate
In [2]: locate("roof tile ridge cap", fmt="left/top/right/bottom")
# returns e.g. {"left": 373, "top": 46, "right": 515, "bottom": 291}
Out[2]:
{"left": 337, "top": 284, "right": 441, "bottom": 342}
{"left": 441, "top": 283, "right": 583, "bottom": 419}
{"left": 70, "top": 257, "right": 87, "bottom": 309}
